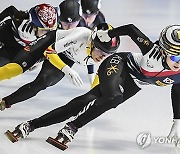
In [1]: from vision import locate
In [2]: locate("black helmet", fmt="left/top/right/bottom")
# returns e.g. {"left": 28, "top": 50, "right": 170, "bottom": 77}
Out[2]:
{"left": 59, "top": 0, "right": 82, "bottom": 22}
{"left": 159, "top": 25, "right": 180, "bottom": 55}
{"left": 91, "top": 23, "right": 120, "bottom": 54}
{"left": 81, "top": 0, "right": 101, "bottom": 14}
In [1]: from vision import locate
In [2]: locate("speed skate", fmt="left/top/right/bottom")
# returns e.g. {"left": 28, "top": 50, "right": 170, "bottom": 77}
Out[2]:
{"left": 5, "top": 129, "right": 22, "bottom": 143}
{"left": 46, "top": 134, "right": 70, "bottom": 151}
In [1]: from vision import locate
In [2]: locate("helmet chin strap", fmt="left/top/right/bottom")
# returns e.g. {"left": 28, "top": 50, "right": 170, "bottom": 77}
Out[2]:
{"left": 162, "top": 53, "right": 171, "bottom": 70}
{"left": 159, "top": 48, "right": 171, "bottom": 70}
{"left": 86, "top": 42, "right": 94, "bottom": 57}
{"left": 34, "top": 27, "right": 38, "bottom": 36}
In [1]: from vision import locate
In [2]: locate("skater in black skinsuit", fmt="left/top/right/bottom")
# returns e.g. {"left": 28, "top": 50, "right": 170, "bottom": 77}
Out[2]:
{"left": 78, "top": 0, "right": 106, "bottom": 29}
{"left": 0, "top": 6, "right": 28, "bottom": 66}
{"left": 0, "top": 22, "right": 119, "bottom": 110}
{"left": 0, "top": 4, "right": 58, "bottom": 67}
{"left": 0, "top": 0, "right": 103, "bottom": 110}
{"left": 6, "top": 24, "right": 180, "bottom": 149}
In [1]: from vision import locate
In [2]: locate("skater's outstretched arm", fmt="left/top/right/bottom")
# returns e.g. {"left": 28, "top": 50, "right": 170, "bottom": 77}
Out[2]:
{"left": 168, "top": 83, "right": 180, "bottom": 146}
{"left": 109, "top": 24, "right": 153, "bottom": 53}
{"left": 99, "top": 24, "right": 154, "bottom": 55}
{"left": 171, "top": 83, "right": 180, "bottom": 119}
{"left": 27, "top": 84, "right": 101, "bottom": 129}
{"left": 0, "top": 5, "right": 28, "bottom": 22}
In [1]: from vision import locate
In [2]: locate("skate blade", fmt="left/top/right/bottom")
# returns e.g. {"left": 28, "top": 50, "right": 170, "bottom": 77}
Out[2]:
{"left": 5, "top": 130, "right": 18, "bottom": 143}
{"left": 46, "top": 137, "right": 68, "bottom": 151}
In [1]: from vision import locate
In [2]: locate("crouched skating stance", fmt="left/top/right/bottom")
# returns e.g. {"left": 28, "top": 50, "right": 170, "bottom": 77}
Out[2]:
{"left": 5, "top": 52, "right": 139, "bottom": 150}
{"left": 0, "top": 22, "right": 120, "bottom": 111}
{"left": 5, "top": 24, "right": 180, "bottom": 150}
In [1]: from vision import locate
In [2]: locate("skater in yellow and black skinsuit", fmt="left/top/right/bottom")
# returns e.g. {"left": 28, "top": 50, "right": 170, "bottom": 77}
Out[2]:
{"left": 0, "top": 23, "right": 119, "bottom": 111}
{"left": 0, "top": 0, "right": 109, "bottom": 110}
{"left": 0, "top": 0, "right": 90, "bottom": 109}
{"left": 0, "top": 31, "right": 56, "bottom": 81}
{"left": 0, "top": 4, "right": 58, "bottom": 67}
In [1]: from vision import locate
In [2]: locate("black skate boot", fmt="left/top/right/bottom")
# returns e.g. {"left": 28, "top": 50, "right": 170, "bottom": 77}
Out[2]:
{"left": 5, "top": 121, "right": 34, "bottom": 143}
{"left": 46, "top": 122, "right": 78, "bottom": 151}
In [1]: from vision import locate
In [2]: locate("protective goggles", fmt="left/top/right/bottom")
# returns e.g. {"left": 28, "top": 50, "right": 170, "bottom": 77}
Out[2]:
{"left": 37, "top": 25, "right": 57, "bottom": 31}
{"left": 170, "top": 55, "right": 180, "bottom": 63}
{"left": 60, "top": 20, "right": 80, "bottom": 25}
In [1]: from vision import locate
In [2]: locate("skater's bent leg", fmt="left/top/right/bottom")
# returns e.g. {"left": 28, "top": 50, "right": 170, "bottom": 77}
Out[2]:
{"left": 3, "top": 60, "right": 65, "bottom": 106}
{"left": 71, "top": 93, "right": 123, "bottom": 128}
{"left": 71, "top": 78, "right": 141, "bottom": 129}
{"left": 29, "top": 86, "right": 101, "bottom": 129}
{"left": 70, "top": 53, "right": 141, "bottom": 129}
{"left": 3, "top": 54, "right": 75, "bottom": 106}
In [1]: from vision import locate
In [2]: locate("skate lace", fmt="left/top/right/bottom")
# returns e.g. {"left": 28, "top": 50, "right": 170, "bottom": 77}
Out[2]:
{"left": 22, "top": 123, "right": 30, "bottom": 136}
{"left": 17, "top": 122, "right": 31, "bottom": 138}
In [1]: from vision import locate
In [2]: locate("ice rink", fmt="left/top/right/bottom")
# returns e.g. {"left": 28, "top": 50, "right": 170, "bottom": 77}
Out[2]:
{"left": 0, "top": 0, "right": 180, "bottom": 154}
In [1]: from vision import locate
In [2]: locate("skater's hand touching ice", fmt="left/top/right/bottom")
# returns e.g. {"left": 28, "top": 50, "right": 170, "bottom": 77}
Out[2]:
{"left": 62, "top": 65, "right": 83, "bottom": 87}
{"left": 168, "top": 119, "right": 180, "bottom": 147}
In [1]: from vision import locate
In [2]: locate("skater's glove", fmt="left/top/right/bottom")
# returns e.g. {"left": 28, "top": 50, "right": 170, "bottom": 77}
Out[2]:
{"left": 168, "top": 119, "right": 180, "bottom": 147}
{"left": 62, "top": 65, "right": 83, "bottom": 87}
{"left": 18, "top": 20, "right": 36, "bottom": 42}
{"left": 96, "top": 30, "right": 111, "bottom": 42}
{"left": 88, "top": 73, "right": 95, "bottom": 85}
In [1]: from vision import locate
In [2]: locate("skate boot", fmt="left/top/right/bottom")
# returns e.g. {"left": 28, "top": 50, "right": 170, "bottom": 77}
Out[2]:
{"left": 0, "top": 99, "right": 6, "bottom": 111}
{"left": 0, "top": 99, "right": 11, "bottom": 111}
{"left": 5, "top": 121, "right": 34, "bottom": 143}
{"left": 46, "top": 122, "right": 78, "bottom": 151}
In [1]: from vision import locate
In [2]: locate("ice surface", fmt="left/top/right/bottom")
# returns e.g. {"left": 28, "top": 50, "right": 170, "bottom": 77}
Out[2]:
{"left": 1, "top": 0, "right": 180, "bottom": 153}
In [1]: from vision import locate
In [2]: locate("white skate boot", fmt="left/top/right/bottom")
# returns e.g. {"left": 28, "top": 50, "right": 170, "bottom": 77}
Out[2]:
{"left": 46, "top": 122, "right": 78, "bottom": 151}
{"left": 5, "top": 121, "right": 34, "bottom": 143}
{"left": 168, "top": 119, "right": 180, "bottom": 147}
